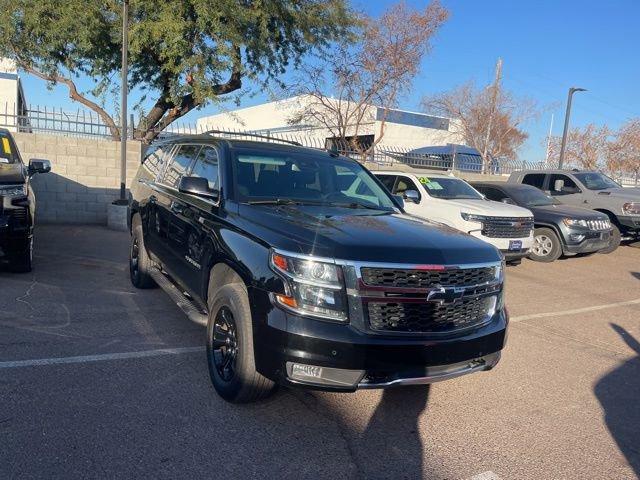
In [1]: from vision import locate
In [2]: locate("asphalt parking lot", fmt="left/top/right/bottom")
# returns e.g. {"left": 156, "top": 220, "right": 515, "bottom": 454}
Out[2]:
{"left": 1, "top": 226, "right": 638, "bottom": 480}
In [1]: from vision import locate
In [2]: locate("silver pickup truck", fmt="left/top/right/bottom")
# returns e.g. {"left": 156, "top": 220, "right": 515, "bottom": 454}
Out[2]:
{"left": 508, "top": 170, "right": 640, "bottom": 252}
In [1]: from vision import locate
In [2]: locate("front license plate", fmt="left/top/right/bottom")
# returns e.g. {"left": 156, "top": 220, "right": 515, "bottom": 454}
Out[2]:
{"left": 509, "top": 240, "right": 522, "bottom": 251}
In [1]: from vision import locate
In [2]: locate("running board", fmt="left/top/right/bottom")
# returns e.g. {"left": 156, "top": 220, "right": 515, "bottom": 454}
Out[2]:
{"left": 149, "top": 268, "right": 208, "bottom": 326}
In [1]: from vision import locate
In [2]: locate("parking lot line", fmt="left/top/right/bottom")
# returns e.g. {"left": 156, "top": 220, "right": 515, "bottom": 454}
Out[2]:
{"left": 0, "top": 346, "right": 205, "bottom": 369}
{"left": 510, "top": 298, "right": 640, "bottom": 322}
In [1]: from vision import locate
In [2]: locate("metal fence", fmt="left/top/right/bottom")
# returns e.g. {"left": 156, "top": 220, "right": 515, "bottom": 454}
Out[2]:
{"left": 1, "top": 104, "right": 637, "bottom": 185}
{"left": 0, "top": 103, "right": 124, "bottom": 140}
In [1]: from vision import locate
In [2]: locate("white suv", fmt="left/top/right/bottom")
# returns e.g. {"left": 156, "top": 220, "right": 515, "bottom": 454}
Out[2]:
{"left": 375, "top": 171, "right": 534, "bottom": 264}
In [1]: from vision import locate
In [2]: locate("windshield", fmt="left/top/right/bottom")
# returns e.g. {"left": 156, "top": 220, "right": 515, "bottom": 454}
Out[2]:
{"left": 419, "top": 176, "right": 483, "bottom": 200}
{"left": 573, "top": 172, "right": 620, "bottom": 190}
{"left": 233, "top": 149, "right": 397, "bottom": 210}
{"left": 0, "top": 134, "right": 17, "bottom": 164}
{"left": 509, "top": 186, "right": 558, "bottom": 207}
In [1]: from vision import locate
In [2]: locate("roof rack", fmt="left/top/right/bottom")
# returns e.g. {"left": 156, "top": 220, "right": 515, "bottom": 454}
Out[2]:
{"left": 202, "top": 129, "right": 302, "bottom": 147}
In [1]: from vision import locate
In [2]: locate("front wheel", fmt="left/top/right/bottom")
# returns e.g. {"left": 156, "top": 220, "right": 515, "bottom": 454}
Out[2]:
{"left": 206, "top": 283, "right": 276, "bottom": 403}
{"left": 529, "top": 227, "right": 562, "bottom": 262}
{"left": 598, "top": 224, "right": 621, "bottom": 254}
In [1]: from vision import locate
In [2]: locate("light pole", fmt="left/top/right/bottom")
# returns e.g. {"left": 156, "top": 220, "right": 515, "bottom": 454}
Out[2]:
{"left": 119, "top": 0, "right": 129, "bottom": 202}
{"left": 558, "top": 86, "right": 586, "bottom": 169}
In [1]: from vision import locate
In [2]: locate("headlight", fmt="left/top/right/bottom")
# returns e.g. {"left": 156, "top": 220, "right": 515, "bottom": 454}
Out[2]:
{"left": 0, "top": 184, "right": 27, "bottom": 197}
{"left": 270, "top": 251, "right": 348, "bottom": 322}
{"left": 562, "top": 218, "right": 588, "bottom": 228}
{"left": 622, "top": 202, "right": 640, "bottom": 215}
{"left": 461, "top": 212, "right": 484, "bottom": 222}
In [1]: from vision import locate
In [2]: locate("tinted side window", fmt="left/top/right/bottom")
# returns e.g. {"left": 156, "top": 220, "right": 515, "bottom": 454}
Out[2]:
{"left": 377, "top": 175, "right": 397, "bottom": 191}
{"left": 522, "top": 173, "right": 546, "bottom": 189}
{"left": 481, "top": 187, "right": 508, "bottom": 202}
{"left": 162, "top": 144, "right": 201, "bottom": 188}
{"left": 142, "top": 144, "right": 171, "bottom": 180}
{"left": 549, "top": 174, "right": 579, "bottom": 195}
{"left": 394, "top": 176, "right": 421, "bottom": 201}
{"left": 191, "top": 146, "right": 219, "bottom": 190}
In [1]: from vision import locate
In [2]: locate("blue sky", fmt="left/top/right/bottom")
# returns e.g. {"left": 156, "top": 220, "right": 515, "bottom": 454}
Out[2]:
{"left": 17, "top": 0, "right": 640, "bottom": 161}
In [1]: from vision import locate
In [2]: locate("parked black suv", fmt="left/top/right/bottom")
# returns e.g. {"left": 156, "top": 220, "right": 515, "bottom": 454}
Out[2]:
{"left": 129, "top": 133, "right": 508, "bottom": 403}
{"left": 473, "top": 182, "right": 613, "bottom": 262}
{"left": 0, "top": 129, "right": 51, "bottom": 272}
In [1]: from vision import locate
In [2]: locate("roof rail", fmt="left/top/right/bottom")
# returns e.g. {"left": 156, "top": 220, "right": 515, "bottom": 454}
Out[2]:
{"left": 202, "top": 129, "right": 302, "bottom": 147}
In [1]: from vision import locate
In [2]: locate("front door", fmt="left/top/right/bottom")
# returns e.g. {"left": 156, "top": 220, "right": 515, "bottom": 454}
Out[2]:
{"left": 154, "top": 144, "right": 201, "bottom": 276}
{"left": 548, "top": 173, "right": 585, "bottom": 207}
{"left": 168, "top": 145, "right": 221, "bottom": 296}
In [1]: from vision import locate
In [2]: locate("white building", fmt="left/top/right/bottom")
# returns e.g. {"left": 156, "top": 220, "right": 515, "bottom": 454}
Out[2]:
{"left": 0, "top": 58, "right": 28, "bottom": 132}
{"left": 196, "top": 95, "right": 462, "bottom": 151}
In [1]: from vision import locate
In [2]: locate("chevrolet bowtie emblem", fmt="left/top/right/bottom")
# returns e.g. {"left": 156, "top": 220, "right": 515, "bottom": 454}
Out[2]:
{"left": 426, "top": 286, "right": 466, "bottom": 305}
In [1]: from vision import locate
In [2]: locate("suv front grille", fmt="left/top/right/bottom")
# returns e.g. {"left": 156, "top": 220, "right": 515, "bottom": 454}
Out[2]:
{"left": 587, "top": 219, "right": 610, "bottom": 231}
{"left": 480, "top": 216, "right": 533, "bottom": 238}
{"left": 361, "top": 266, "right": 497, "bottom": 288}
{"left": 367, "top": 296, "right": 495, "bottom": 333}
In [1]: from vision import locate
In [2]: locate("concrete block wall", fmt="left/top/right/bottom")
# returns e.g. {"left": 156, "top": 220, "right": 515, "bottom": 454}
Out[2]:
{"left": 13, "top": 133, "right": 142, "bottom": 224}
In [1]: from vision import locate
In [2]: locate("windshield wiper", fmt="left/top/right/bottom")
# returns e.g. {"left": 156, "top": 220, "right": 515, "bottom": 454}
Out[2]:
{"left": 333, "top": 202, "right": 390, "bottom": 211}
{"left": 246, "top": 198, "right": 327, "bottom": 206}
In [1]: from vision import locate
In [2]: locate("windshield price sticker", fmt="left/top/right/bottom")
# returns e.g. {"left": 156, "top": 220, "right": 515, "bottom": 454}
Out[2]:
{"left": 418, "top": 176, "right": 430, "bottom": 184}
{"left": 425, "top": 181, "right": 443, "bottom": 190}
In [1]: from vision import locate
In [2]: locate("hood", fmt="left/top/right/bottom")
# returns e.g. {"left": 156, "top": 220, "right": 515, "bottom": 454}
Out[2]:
{"left": 595, "top": 187, "right": 640, "bottom": 201}
{"left": 444, "top": 198, "right": 533, "bottom": 217}
{"left": 236, "top": 204, "right": 502, "bottom": 265}
{"left": 0, "top": 163, "right": 26, "bottom": 185}
{"left": 532, "top": 204, "right": 609, "bottom": 220}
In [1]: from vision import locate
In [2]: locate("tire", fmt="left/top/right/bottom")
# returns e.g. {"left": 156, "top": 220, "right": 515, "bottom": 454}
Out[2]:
{"left": 206, "top": 283, "right": 276, "bottom": 403}
{"left": 10, "top": 237, "right": 33, "bottom": 273}
{"left": 129, "top": 214, "right": 157, "bottom": 289}
{"left": 598, "top": 224, "right": 621, "bottom": 254}
{"left": 529, "top": 227, "right": 562, "bottom": 262}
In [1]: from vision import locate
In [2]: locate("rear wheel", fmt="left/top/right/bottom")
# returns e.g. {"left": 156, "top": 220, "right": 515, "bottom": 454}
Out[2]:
{"left": 529, "top": 227, "right": 562, "bottom": 262}
{"left": 10, "top": 237, "right": 33, "bottom": 273}
{"left": 598, "top": 224, "right": 621, "bottom": 254}
{"left": 129, "top": 214, "right": 157, "bottom": 288}
{"left": 206, "top": 283, "right": 276, "bottom": 403}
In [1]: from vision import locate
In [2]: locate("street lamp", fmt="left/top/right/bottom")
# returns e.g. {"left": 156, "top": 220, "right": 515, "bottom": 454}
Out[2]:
{"left": 558, "top": 86, "right": 586, "bottom": 169}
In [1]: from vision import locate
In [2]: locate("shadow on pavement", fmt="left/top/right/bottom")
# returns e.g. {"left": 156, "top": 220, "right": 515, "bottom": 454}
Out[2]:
{"left": 594, "top": 324, "right": 640, "bottom": 477}
{"left": 630, "top": 271, "right": 640, "bottom": 281}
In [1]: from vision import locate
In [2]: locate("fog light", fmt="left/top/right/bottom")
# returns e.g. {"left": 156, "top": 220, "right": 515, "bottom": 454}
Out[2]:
{"left": 569, "top": 233, "right": 585, "bottom": 242}
{"left": 286, "top": 362, "right": 364, "bottom": 387}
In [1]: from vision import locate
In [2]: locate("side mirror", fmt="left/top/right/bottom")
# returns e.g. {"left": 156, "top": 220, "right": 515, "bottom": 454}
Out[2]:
{"left": 178, "top": 176, "right": 218, "bottom": 200}
{"left": 28, "top": 158, "right": 51, "bottom": 175}
{"left": 501, "top": 197, "right": 516, "bottom": 205}
{"left": 553, "top": 179, "right": 565, "bottom": 192}
{"left": 393, "top": 194, "right": 405, "bottom": 209}
{"left": 403, "top": 190, "right": 420, "bottom": 204}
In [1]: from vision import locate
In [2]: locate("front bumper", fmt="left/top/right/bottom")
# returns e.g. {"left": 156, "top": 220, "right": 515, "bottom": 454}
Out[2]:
{"left": 563, "top": 229, "right": 611, "bottom": 254}
{"left": 253, "top": 305, "right": 508, "bottom": 391}
{"left": 468, "top": 231, "right": 533, "bottom": 256}
{"left": 617, "top": 215, "right": 640, "bottom": 233}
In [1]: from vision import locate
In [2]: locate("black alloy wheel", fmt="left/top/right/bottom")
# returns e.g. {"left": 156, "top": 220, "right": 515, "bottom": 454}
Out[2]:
{"left": 211, "top": 306, "right": 238, "bottom": 382}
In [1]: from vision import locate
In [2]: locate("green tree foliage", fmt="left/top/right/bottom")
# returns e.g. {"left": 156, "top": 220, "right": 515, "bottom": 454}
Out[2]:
{"left": 0, "top": 0, "right": 354, "bottom": 142}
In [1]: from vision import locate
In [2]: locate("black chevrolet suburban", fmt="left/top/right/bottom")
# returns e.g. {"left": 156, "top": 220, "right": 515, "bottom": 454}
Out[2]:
{"left": 129, "top": 133, "right": 508, "bottom": 403}
{"left": 0, "top": 129, "right": 51, "bottom": 272}
{"left": 473, "top": 182, "right": 614, "bottom": 262}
